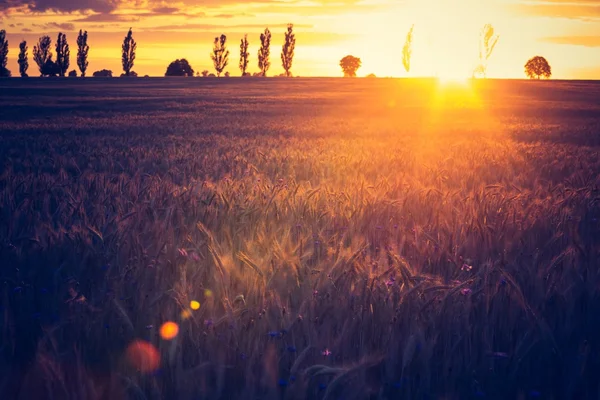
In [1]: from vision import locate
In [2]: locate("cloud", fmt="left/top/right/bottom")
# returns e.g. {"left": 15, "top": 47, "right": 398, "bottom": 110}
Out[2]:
{"left": 70, "top": 13, "right": 141, "bottom": 22}
{"left": 33, "top": 22, "right": 75, "bottom": 30}
{"left": 508, "top": 1, "right": 600, "bottom": 20}
{"left": 0, "top": 0, "right": 121, "bottom": 13}
{"left": 540, "top": 35, "right": 600, "bottom": 47}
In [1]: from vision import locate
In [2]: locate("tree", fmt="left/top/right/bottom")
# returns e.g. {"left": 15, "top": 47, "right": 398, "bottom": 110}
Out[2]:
{"left": 18, "top": 40, "right": 28, "bottom": 77}
{"left": 258, "top": 28, "right": 271, "bottom": 76}
{"left": 77, "top": 30, "right": 89, "bottom": 77}
{"left": 524, "top": 56, "right": 551, "bottom": 79}
{"left": 201, "top": 70, "right": 209, "bottom": 77}
{"left": 0, "top": 30, "right": 9, "bottom": 77}
{"left": 224, "top": 71, "right": 230, "bottom": 77}
{"left": 122, "top": 28, "right": 136, "bottom": 77}
{"left": 474, "top": 24, "right": 499, "bottom": 78}
{"left": 402, "top": 25, "right": 414, "bottom": 74}
{"left": 93, "top": 69, "right": 113, "bottom": 77}
{"left": 165, "top": 59, "right": 194, "bottom": 76}
{"left": 211, "top": 34, "right": 229, "bottom": 77}
{"left": 41, "top": 60, "right": 60, "bottom": 77}
{"left": 120, "top": 71, "right": 137, "bottom": 77}
{"left": 33, "top": 36, "right": 52, "bottom": 76}
{"left": 55, "top": 32, "right": 70, "bottom": 77}
{"left": 68, "top": 70, "right": 77, "bottom": 77}
{"left": 239, "top": 34, "right": 249, "bottom": 76}
{"left": 340, "top": 55, "right": 361, "bottom": 77}
{"left": 280, "top": 24, "right": 296, "bottom": 77}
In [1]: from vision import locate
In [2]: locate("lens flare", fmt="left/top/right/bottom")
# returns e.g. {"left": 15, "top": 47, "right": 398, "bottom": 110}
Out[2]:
{"left": 160, "top": 321, "right": 179, "bottom": 340}
{"left": 126, "top": 340, "right": 160, "bottom": 373}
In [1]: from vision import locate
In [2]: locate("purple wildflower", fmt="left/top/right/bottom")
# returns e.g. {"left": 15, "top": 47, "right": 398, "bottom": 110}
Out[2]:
{"left": 460, "top": 288, "right": 472, "bottom": 296}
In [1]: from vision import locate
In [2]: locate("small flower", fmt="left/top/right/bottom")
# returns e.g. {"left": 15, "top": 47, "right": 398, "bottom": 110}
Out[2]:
{"left": 385, "top": 276, "right": 396, "bottom": 287}
{"left": 461, "top": 264, "right": 473, "bottom": 271}
{"left": 322, "top": 348, "right": 331, "bottom": 356}
{"left": 460, "top": 288, "right": 472, "bottom": 296}
{"left": 178, "top": 248, "right": 188, "bottom": 257}
{"left": 313, "top": 290, "right": 318, "bottom": 297}
{"left": 268, "top": 331, "right": 280, "bottom": 338}
{"left": 145, "top": 324, "right": 154, "bottom": 329}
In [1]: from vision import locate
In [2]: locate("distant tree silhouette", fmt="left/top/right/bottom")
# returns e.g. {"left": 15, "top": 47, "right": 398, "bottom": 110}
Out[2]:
{"left": 224, "top": 71, "right": 230, "bottom": 77}
{"left": 77, "top": 30, "right": 89, "bottom": 77}
{"left": 55, "top": 32, "right": 70, "bottom": 77}
{"left": 122, "top": 28, "right": 136, "bottom": 77}
{"left": 366, "top": 73, "right": 376, "bottom": 78}
{"left": 33, "top": 36, "right": 52, "bottom": 76}
{"left": 281, "top": 24, "right": 296, "bottom": 77}
{"left": 211, "top": 34, "right": 229, "bottom": 77}
{"left": 68, "top": 69, "right": 77, "bottom": 77}
{"left": 524, "top": 56, "right": 551, "bottom": 79}
{"left": 18, "top": 40, "right": 28, "bottom": 77}
{"left": 474, "top": 24, "right": 499, "bottom": 78}
{"left": 120, "top": 71, "right": 137, "bottom": 77}
{"left": 41, "top": 60, "right": 60, "bottom": 77}
{"left": 239, "top": 34, "right": 249, "bottom": 76}
{"left": 258, "top": 28, "right": 271, "bottom": 76}
{"left": 402, "top": 25, "right": 414, "bottom": 74}
{"left": 93, "top": 69, "right": 112, "bottom": 77}
{"left": 0, "top": 30, "right": 9, "bottom": 77}
{"left": 208, "top": 73, "right": 216, "bottom": 77}
{"left": 201, "top": 70, "right": 209, "bottom": 77}
{"left": 340, "top": 55, "right": 361, "bottom": 77}
{"left": 165, "top": 59, "right": 194, "bottom": 76}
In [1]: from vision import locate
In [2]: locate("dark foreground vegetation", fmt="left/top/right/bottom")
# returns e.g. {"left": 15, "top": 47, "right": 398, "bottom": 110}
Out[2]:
{"left": 1, "top": 78, "right": 600, "bottom": 399}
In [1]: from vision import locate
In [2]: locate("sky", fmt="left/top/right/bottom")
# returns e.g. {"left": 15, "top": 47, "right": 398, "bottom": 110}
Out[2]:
{"left": 1, "top": 0, "right": 599, "bottom": 78}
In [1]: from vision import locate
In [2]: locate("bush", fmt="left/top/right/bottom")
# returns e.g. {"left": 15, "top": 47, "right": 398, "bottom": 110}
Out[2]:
{"left": 92, "top": 69, "right": 113, "bottom": 77}
{"left": 68, "top": 70, "right": 78, "bottom": 77}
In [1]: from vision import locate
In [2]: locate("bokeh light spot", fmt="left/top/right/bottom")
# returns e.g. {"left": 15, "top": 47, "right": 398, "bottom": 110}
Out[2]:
{"left": 190, "top": 300, "right": 200, "bottom": 310}
{"left": 126, "top": 340, "right": 160, "bottom": 373}
{"left": 181, "top": 309, "right": 192, "bottom": 320}
{"left": 204, "top": 289, "right": 213, "bottom": 298}
{"left": 160, "top": 321, "right": 179, "bottom": 340}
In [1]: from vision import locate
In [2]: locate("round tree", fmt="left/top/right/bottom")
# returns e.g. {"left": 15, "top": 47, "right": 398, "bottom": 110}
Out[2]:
{"left": 524, "top": 56, "right": 551, "bottom": 79}
{"left": 340, "top": 55, "right": 361, "bottom": 77}
{"left": 165, "top": 59, "right": 194, "bottom": 77}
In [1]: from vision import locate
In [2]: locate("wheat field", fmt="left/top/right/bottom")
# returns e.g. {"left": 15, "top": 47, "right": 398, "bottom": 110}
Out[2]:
{"left": 1, "top": 78, "right": 600, "bottom": 399}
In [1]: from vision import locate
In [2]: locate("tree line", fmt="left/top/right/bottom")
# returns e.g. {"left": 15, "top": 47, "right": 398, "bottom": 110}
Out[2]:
{"left": 165, "top": 24, "right": 295, "bottom": 78}
{"left": 0, "top": 24, "right": 551, "bottom": 79}
{"left": 0, "top": 28, "right": 136, "bottom": 78}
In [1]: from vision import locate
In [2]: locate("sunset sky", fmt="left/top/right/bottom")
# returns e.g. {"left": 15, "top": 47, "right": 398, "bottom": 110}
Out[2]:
{"left": 1, "top": 0, "right": 599, "bottom": 78}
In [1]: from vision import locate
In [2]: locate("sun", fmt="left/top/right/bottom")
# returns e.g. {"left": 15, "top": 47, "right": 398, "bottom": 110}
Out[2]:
{"left": 404, "top": 0, "right": 493, "bottom": 79}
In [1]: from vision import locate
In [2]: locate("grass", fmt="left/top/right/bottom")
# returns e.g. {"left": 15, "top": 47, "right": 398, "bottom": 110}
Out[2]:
{"left": 1, "top": 77, "right": 600, "bottom": 399}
